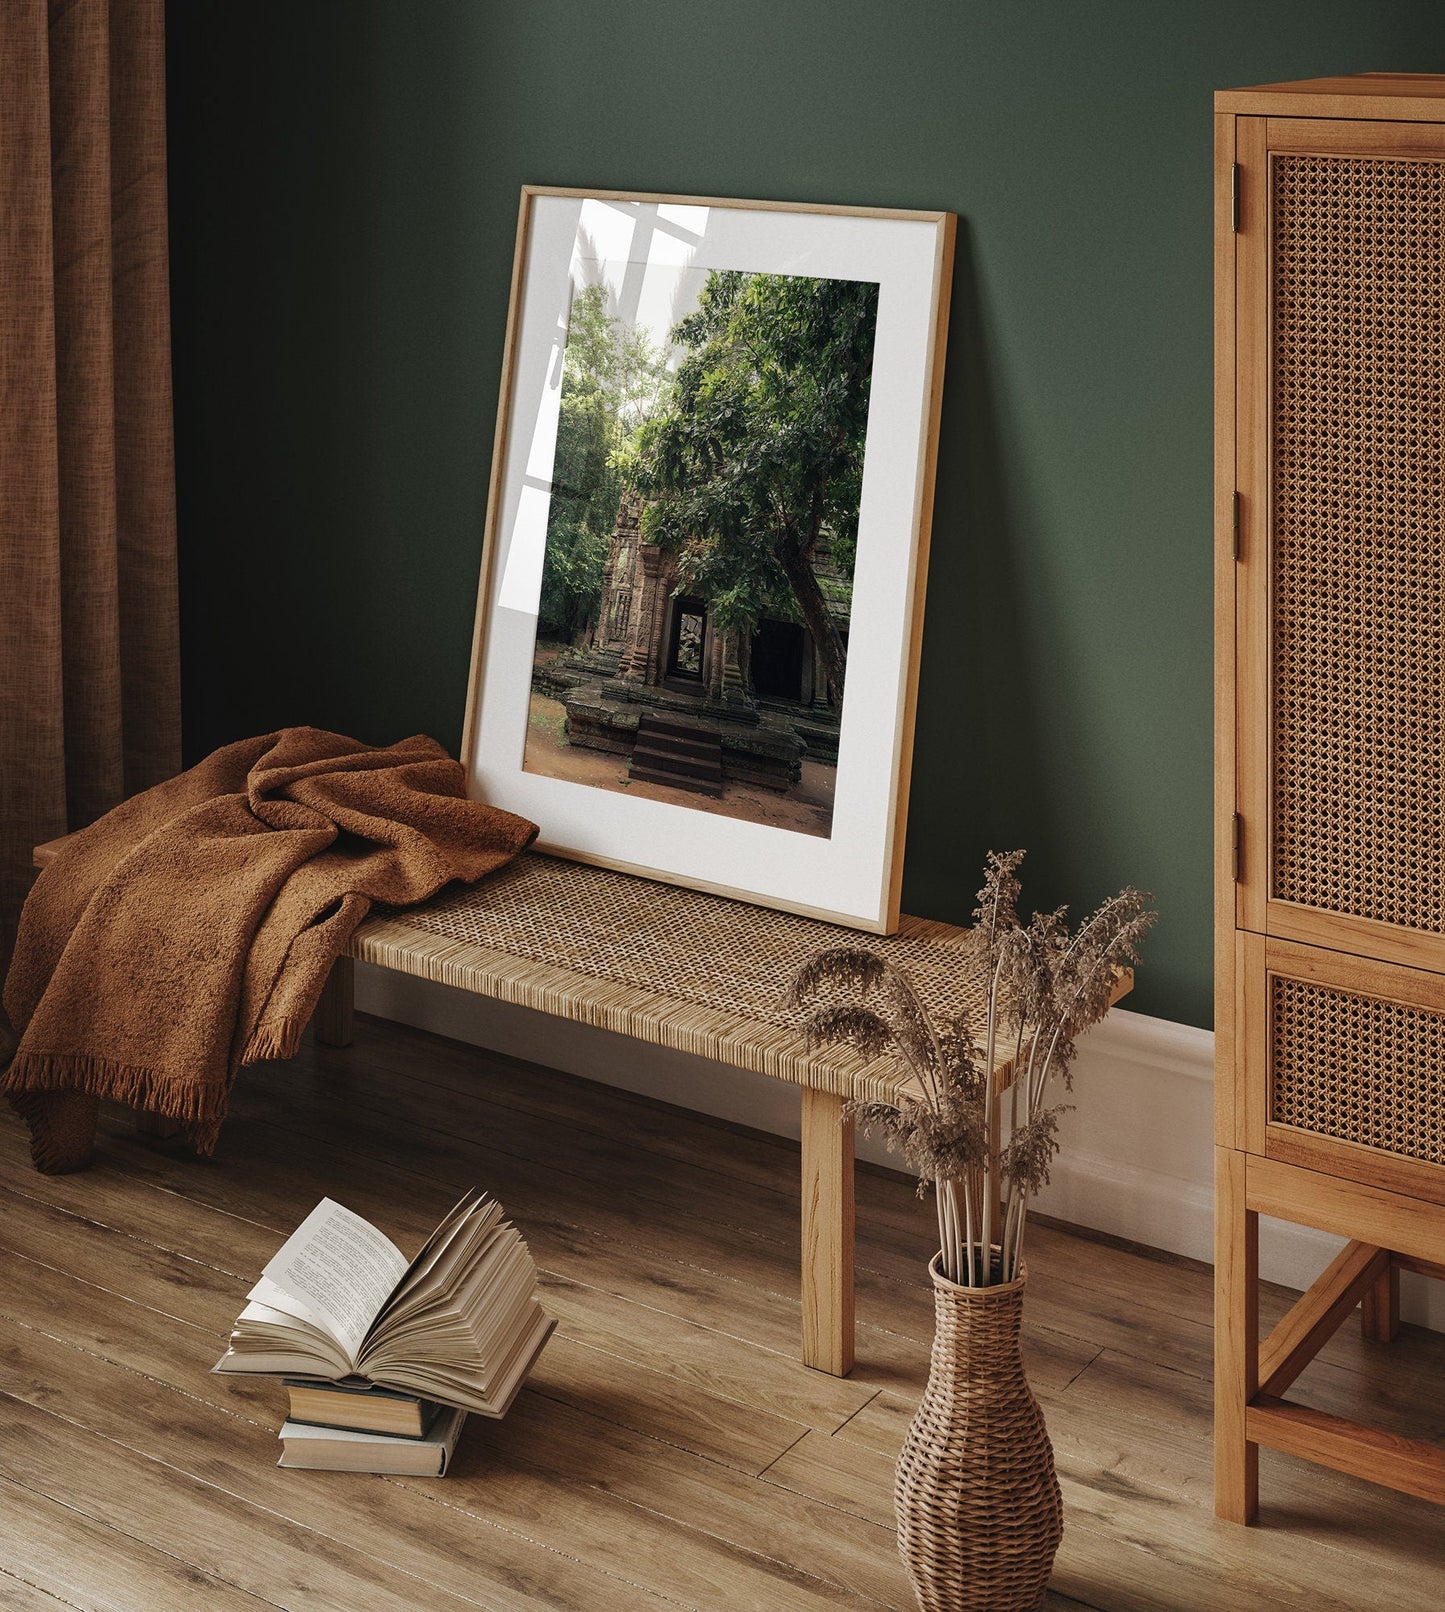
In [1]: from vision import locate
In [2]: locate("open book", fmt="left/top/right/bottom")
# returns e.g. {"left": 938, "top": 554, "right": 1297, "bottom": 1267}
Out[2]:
{"left": 214, "top": 1190, "right": 554, "bottom": 1417}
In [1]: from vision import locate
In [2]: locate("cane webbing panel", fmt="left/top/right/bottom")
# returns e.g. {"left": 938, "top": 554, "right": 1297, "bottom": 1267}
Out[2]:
{"left": 1271, "top": 151, "right": 1445, "bottom": 931}
{"left": 351, "top": 852, "right": 1031, "bottom": 1103}
{"left": 1271, "top": 973, "right": 1445, "bottom": 1166}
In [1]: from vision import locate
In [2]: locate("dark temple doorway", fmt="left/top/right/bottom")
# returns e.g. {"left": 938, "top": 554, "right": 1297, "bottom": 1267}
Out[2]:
{"left": 750, "top": 619, "right": 807, "bottom": 702}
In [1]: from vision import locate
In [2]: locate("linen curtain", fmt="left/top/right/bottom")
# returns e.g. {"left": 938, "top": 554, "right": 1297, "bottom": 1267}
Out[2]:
{"left": 0, "top": 0, "right": 180, "bottom": 976}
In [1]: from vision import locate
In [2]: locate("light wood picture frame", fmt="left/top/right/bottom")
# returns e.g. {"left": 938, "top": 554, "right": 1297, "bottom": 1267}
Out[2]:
{"left": 462, "top": 186, "right": 954, "bottom": 932}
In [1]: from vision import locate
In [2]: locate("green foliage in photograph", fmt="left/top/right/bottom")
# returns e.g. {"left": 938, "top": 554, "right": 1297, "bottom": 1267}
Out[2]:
{"left": 540, "top": 284, "right": 667, "bottom": 639}
{"left": 636, "top": 270, "right": 878, "bottom": 707}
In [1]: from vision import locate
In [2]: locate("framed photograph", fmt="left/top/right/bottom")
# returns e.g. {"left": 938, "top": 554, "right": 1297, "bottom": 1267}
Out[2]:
{"left": 462, "top": 186, "right": 954, "bottom": 932}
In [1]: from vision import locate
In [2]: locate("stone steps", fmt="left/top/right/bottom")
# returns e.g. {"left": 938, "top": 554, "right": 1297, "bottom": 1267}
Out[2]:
{"left": 629, "top": 714, "right": 724, "bottom": 798}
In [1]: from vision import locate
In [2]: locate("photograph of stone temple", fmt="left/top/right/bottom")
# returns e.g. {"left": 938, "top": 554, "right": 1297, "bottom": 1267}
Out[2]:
{"left": 522, "top": 260, "right": 878, "bottom": 840}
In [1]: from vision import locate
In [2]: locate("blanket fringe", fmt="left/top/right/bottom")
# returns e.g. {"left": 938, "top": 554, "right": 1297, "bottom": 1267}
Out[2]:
{"left": 1, "top": 1050, "right": 228, "bottom": 1155}
{"left": 237, "top": 1016, "right": 308, "bottom": 1067}
{"left": 5, "top": 1011, "right": 314, "bottom": 1162}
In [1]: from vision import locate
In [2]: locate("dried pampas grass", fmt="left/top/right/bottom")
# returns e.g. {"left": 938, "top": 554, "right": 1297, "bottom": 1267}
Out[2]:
{"left": 788, "top": 851, "right": 1155, "bottom": 1286}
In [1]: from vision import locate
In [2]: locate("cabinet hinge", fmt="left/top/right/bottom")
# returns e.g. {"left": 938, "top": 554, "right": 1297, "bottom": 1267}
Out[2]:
{"left": 1232, "top": 490, "right": 1241, "bottom": 561}
{"left": 1231, "top": 164, "right": 1240, "bottom": 233}
{"left": 1232, "top": 813, "right": 1242, "bottom": 882}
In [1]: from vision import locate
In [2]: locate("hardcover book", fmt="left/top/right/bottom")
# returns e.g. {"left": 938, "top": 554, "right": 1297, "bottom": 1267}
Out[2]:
{"left": 282, "top": 1377, "right": 443, "bottom": 1440}
{"left": 277, "top": 1406, "right": 467, "bottom": 1475}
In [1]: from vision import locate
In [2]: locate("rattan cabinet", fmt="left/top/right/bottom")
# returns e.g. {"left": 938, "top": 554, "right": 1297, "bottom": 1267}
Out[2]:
{"left": 1215, "top": 75, "right": 1445, "bottom": 1522}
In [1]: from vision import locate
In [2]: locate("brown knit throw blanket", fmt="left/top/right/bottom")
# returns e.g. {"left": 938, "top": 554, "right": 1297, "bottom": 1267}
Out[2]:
{"left": 2, "top": 728, "right": 537, "bottom": 1171}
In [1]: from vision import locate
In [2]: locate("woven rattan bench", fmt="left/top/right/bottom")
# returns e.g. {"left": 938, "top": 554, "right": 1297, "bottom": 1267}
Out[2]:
{"left": 318, "top": 851, "right": 1133, "bottom": 1376}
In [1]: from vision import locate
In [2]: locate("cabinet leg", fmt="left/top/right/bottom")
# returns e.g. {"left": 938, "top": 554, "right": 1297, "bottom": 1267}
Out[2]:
{"left": 315, "top": 956, "right": 355, "bottom": 1048}
{"left": 1361, "top": 1257, "right": 1401, "bottom": 1343}
{"left": 800, "top": 1087, "right": 855, "bottom": 1376}
{"left": 1215, "top": 1146, "right": 1259, "bottom": 1523}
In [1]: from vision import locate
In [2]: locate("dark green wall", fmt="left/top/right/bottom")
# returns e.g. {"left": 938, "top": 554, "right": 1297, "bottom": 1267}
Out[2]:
{"left": 165, "top": 2, "right": 1444, "bottom": 1029}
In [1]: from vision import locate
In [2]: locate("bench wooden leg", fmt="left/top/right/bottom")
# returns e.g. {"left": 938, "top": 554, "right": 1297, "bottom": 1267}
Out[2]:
{"left": 1215, "top": 1145, "right": 1259, "bottom": 1523}
{"left": 136, "top": 1110, "right": 181, "bottom": 1139}
{"left": 12, "top": 1090, "right": 99, "bottom": 1175}
{"left": 314, "top": 956, "right": 355, "bottom": 1048}
{"left": 801, "top": 1087, "right": 855, "bottom": 1376}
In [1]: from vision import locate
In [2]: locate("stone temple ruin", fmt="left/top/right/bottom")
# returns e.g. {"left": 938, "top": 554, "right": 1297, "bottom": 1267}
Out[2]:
{"left": 535, "top": 488, "right": 848, "bottom": 798}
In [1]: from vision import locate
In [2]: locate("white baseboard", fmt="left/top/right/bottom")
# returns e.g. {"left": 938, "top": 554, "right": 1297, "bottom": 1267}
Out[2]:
{"left": 356, "top": 965, "right": 1443, "bottom": 1331}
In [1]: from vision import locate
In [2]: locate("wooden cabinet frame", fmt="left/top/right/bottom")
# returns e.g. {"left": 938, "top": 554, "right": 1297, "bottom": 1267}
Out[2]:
{"left": 1215, "top": 75, "right": 1445, "bottom": 1526}
{"left": 1216, "top": 1148, "right": 1445, "bottom": 1516}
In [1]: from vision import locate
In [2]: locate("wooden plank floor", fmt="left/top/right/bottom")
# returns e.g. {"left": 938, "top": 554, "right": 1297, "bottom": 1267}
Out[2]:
{"left": 2, "top": 1015, "right": 1444, "bottom": 1611}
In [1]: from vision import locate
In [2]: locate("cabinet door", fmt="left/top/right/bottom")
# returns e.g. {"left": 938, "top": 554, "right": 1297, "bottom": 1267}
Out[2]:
{"left": 1238, "top": 935, "right": 1445, "bottom": 1205}
{"left": 1234, "top": 117, "right": 1445, "bottom": 972}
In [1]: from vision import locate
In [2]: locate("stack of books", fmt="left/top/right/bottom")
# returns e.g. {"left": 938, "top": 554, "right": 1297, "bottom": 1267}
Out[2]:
{"left": 276, "top": 1378, "right": 466, "bottom": 1475}
{"left": 214, "top": 1189, "right": 554, "bottom": 1474}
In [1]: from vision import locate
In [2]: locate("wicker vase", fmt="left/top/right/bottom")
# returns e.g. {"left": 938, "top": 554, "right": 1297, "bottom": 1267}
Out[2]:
{"left": 895, "top": 1252, "right": 1063, "bottom": 1612}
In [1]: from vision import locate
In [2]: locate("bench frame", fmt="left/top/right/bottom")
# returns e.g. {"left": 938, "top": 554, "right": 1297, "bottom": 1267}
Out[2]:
{"left": 315, "top": 958, "right": 861, "bottom": 1375}
{"left": 318, "top": 952, "right": 1130, "bottom": 1377}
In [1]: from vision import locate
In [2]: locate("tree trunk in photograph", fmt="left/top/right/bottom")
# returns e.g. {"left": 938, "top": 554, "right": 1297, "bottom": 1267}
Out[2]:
{"left": 895, "top": 1255, "right": 1063, "bottom": 1612}
{"left": 777, "top": 540, "right": 847, "bottom": 710}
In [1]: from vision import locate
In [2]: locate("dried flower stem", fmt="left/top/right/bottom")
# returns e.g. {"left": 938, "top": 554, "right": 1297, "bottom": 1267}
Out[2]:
{"left": 790, "top": 852, "right": 1155, "bottom": 1287}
